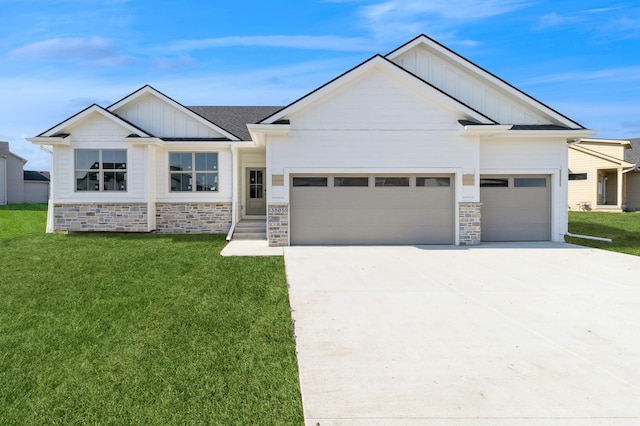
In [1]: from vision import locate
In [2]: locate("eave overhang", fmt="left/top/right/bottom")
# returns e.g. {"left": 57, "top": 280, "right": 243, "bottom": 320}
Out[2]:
{"left": 247, "top": 123, "right": 291, "bottom": 146}
{"left": 27, "top": 134, "right": 71, "bottom": 146}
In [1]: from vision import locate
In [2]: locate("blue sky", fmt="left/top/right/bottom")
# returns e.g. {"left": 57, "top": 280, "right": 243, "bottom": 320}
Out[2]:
{"left": 1, "top": 0, "right": 639, "bottom": 170}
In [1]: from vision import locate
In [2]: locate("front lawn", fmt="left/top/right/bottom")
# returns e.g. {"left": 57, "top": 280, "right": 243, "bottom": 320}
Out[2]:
{"left": 0, "top": 204, "right": 303, "bottom": 425}
{"left": 567, "top": 211, "right": 640, "bottom": 256}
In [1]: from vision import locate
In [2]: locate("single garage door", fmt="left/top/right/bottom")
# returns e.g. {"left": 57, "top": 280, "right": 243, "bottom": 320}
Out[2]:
{"left": 480, "top": 175, "right": 550, "bottom": 242}
{"left": 290, "top": 175, "right": 454, "bottom": 245}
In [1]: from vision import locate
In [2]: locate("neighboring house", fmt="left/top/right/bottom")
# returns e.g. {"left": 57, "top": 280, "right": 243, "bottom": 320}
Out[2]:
{"left": 568, "top": 138, "right": 638, "bottom": 211}
{"left": 0, "top": 141, "right": 50, "bottom": 205}
{"left": 625, "top": 138, "right": 640, "bottom": 210}
{"left": 28, "top": 34, "right": 594, "bottom": 245}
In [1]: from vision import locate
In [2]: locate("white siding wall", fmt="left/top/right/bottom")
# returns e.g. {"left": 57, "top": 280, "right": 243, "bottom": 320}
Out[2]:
{"left": 154, "top": 145, "right": 233, "bottom": 203}
{"left": 268, "top": 67, "right": 477, "bottom": 203}
{"left": 114, "top": 93, "right": 226, "bottom": 138}
{"left": 480, "top": 137, "right": 568, "bottom": 241}
{"left": 7, "top": 154, "right": 25, "bottom": 203}
{"left": 392, "top": 48, "right": 550, "bottom": 125}
{"left": 53, "top": 115, "right": 147, "bottom": 202}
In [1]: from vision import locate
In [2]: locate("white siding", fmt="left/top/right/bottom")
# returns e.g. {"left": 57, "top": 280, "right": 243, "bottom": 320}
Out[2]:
{"left": 267, "top": 67, "right": 477, "bottom": 203}
{"left": 0, "top": 158, "right": 6, "bottom": 205}
{"left": 154, "top": 146, "right": 233, "bottom": 203}
{"left": 113, "top": 93, "right": 226, "bottom": 138}
{"left": 53, "top": 114, "right": 147, "bottom": 202}
{"left": 392, "top": 48, "right": 551, "bottom": 125}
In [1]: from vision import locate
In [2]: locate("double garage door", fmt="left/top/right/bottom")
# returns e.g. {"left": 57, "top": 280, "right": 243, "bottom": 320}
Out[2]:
{"left": 289, "top": 174, "right": 551, "bottom": 245}
{"left": 290, "top": 175, "right": 454, "bottom": 245}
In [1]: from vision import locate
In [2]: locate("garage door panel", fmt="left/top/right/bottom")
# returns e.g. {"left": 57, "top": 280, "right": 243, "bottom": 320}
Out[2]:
{"left": 291, "top": 176, "right": 454, "bottom": 245}
{"left": 480, "top": 175, "right": 550, "bottom": 242}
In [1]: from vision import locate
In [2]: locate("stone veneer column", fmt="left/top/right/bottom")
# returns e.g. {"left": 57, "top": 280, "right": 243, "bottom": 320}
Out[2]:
{"left": 267, "top": 203, "right": 289, "bottom": 247}
{"left": 459, "top": 202, "right": 482, "bottom": 245}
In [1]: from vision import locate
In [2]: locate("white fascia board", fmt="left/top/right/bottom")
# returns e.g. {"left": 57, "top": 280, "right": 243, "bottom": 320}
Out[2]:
{"left": 247, "top": 124, "right": 290, "bottom": 146}
{"left": 107, "top": 85, "right": 240, "bottom": 141}
{"left": 125, "top": 137, "right": 164, "bottom": 146}
{"left": 489, "top": 129, "right": 596, "bottom": 140}
{"left": 578, "top": 138, "right": 631, "bottom": 147}
{"left": 459, "top": 124, "right": 513, "bottom": 137}
{"left": 160, "top": 141, "right": 255, "bottom": 149}
{"left": 39, "top": 105, "right": 151, "bottom": 138}
{"left": 27, "top": 135, "right": 71, "bottom": 146}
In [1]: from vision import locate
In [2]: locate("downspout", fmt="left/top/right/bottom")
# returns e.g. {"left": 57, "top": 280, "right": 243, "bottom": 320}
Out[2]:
{"left": 226, "top": 145, "right": 238, "bottom": 241}
{"left": 39, "top": 145, "right": 54, "bottom": 233}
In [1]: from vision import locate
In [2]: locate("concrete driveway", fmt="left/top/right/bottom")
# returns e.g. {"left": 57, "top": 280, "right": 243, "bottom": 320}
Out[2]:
{"left": 283, "top": 243, "right": 640, "bottom": 425}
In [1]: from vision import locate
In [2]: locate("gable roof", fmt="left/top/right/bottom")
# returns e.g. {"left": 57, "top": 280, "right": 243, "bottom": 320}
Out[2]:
{"left": 259, "top": 54, "right": 497, "bottom": 125}
{"left": 37, "top": 104, "right": 152, "bottom": 138}
{"left": 386, "top": 34, "right": 585, "bottom": 129}
{"left": 24, "top": 170, "right": 50, "bottom": 182}
{"left": 188, "top": 106, "right": 282, "bottom": 141}
{"left": 108, "top": 85, "right": 242, "bottom": 140}
{"left": 571, "top": 144, "right": 634, "bottom": 168}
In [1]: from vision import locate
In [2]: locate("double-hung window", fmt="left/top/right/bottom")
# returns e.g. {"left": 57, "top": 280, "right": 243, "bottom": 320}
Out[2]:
{"left": 169, "top": 152, "right": 218, "bottom": 192}
{"left": 75, "top": 149, "right": 127, "bottom": 191}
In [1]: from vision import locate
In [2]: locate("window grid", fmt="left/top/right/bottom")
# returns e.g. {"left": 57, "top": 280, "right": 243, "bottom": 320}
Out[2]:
{"left": 169, "top": 152, "right": 218, "bottom": 192}
{"left": 75, "top": 149, "right": 127, "bottom": 192}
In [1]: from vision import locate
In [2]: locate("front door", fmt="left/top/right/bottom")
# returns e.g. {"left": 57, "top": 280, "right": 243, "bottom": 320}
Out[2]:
{"left": 246, "top": 168, "right": 266, "bottom": 215}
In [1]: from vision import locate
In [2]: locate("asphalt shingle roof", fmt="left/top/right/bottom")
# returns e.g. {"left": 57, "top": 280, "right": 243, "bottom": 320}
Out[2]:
{"left": 24, "top": 170, "right": 50, "bottom": 182}
{"left": 187, "top": 106, "right": 283, "bottom": 141}
{"left": 626, "top": 138, "right": 640, "bottom": 166}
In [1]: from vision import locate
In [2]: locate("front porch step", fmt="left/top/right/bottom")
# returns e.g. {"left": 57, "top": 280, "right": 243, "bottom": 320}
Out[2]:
{"left": 233, "top": 219, "right": 267, "bottom": 240}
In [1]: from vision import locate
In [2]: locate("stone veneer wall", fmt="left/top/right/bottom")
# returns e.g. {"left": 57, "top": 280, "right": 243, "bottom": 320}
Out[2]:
{"left": 459, "top": 202, "right": 481, "bottom": 245}
{"left": 54, "top": 203, "right": 148, "bottom": 232}
{"left": 155, "top": 202, "right": 231, "bottom": 234}
{"left": 268, "top": 203, "right": 289, "bottom": 247}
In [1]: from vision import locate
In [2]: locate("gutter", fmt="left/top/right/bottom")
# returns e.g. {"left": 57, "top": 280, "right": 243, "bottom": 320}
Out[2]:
{"left": 565, "top": 232, "right": 612, "bottom": 243}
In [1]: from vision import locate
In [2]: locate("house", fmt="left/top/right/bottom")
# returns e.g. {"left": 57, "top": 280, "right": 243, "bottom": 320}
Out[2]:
{"left": 624, "top": 138, "right": 640, "bottom": 210}
{"left": 28, "top": 34, "right": 595, "bottom": 245}
{"left": 568, "top": 138, "right": 638, "bottom": 211}
{"left": 0, "top": 141, "right": 50, "bottom": 205}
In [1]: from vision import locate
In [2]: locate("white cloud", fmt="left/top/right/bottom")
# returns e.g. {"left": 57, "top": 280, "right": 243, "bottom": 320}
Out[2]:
{"left": 153, "top": 55, "right": 197, "bottom": 71}
{"left": 8, "top": 36, "right": 134, "bottom": 67}
{"left": 522, "top": 66, "right": 640, "bottom": 85}
{"left": 161, "top": 35, "right": 373, "bottom": 53}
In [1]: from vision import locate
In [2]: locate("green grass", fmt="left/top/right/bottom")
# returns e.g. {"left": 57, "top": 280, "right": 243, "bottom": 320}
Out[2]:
{"left": 0, "top": 204, "right": 303, "bottom": 425}
{"left": 566, "top": 211, "right": 640, "bottom": 256}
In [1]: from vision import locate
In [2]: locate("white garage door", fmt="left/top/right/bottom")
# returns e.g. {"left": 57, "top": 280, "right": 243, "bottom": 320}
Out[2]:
{"left": 480, "top": 175, "right": 550, "bottom": 242}
{"left": 290, "top": 175, "right": 454, "bottom": 245}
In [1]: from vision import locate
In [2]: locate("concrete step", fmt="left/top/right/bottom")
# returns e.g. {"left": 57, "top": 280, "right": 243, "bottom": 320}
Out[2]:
{"left": 232, "top": 232, "right": 267, "bottom": 240}
{"left": 235, "top": 221, "right": 266, "bottom": 232}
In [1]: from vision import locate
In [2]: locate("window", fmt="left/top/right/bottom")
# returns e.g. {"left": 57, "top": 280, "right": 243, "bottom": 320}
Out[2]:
{"left": 375, "top": 177, "right": 409, "bottom": 187}
{"left": 480, "top": 178, "right": 508, "bottom": 187}
{"left": 334, "top": 177, "right": 369, "bottom": 187}
{"left": 75, "top": 149, "right": 126, "bottom": 191}
{"left": 569, "top": 173, "right": 588, "bottom": 181}
{"left": 416, "top": 177, "right": 451, "bottom": 187}
{"left": 514, "top": 178, "right": 546, "bottom": 188}
{"left": 292, "top": 177, "right": 328, "bottom": 187}
{"left": 169, "top": 152, "right": 218, "bottom": 192}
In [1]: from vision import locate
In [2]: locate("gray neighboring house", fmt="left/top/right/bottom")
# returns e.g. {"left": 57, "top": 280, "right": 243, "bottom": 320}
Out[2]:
{"left": 626, "top": 138, "right": 640, "bottom": 210}
{"left": 0, "top": 141, "right": 50, "bottom": 205}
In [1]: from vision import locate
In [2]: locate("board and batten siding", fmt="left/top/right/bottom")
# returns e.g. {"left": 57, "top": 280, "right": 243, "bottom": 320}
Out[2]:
{"left": 52, "top": 114, "right": 147, "bottom": 202}
{"left": 113, "top": 93, "right": 226, "bottom": 139}
{"left": 390, "top": 49, "right": 551, "bottom": 126}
